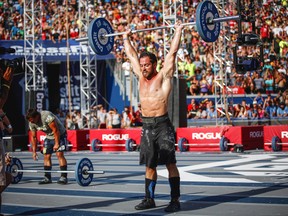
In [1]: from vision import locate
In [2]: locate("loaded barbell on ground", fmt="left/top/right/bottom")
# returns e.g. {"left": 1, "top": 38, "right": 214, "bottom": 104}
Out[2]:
{"left": 27, "top": 144, "right": 73, "bottom": 151}
{"left": 89, "top": 138, "right": 137, "bottom": 152}
{"left": 6, "top": 157, "right": 104, "bottom": 186}
{"left": 77, "top": 1, "right": 241, "bottom": 55}
{"left": 177, "top": 137, "right": 235, "bottom": 152}
{"left": 265, "top": 136, "right": 288, "bottom": 152}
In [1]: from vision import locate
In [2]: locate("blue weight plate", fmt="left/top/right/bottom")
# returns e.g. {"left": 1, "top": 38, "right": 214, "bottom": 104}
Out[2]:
{"left": 178, "top": 137, "right": 188, "bottom": 152}
{"left": 271, "top": 136, "right": 281, "bottom": 152}
{"left": 75, "top": 157, "right": 94, "bottom": 186}
{"left": 219, "top": 136, "right": 229, "bottom": 151}
{"left": 125, "top": 138, "right": 135, "bottom": 152}
{"left": 196, "top": 1, "right": 220, "bottom": 42}
{"left": 6, "top": 157, "right": 23, "bottom": 184}
{"left": 88, "top": 17, "right": 115, "bottom": 55}
{"left": 91, "top": 139, "right": 102, "bottom": 152}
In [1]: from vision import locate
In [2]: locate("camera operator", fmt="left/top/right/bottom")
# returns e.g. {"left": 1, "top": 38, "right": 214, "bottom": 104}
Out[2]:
{"left": 0, "top": 66, "right": 14, "bottom": 215}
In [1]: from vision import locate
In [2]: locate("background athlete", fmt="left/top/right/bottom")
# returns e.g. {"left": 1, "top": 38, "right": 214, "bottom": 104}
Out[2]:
{"left": 26, "top": 109, "right": 68, "bottom": 185}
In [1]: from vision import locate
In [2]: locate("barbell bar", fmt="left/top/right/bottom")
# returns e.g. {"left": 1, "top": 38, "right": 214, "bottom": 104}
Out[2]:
{"left": 103, "top": 15, "right": 240, "bottom": 38}
{"left": 265, "top": 136, "right": 288, "bottom": 152}
{"left": 6, "top": 157, "right": 105, "bottom": 186}
{"left": 177, "top": 137, "right": 235, "bottom": 152}
{"left": 89, "top": 138, "right": 137, "bottom": 152}
{"left": 78, "top": 1, "right": 241, "bottom": 55}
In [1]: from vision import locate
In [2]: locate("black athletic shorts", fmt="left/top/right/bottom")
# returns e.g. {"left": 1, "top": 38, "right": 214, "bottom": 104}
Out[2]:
{"left": 43, "top": 133, "right": 67, "bottom": 155}
{"left": 140, "top": 113, "right": 176, "bottom": 168}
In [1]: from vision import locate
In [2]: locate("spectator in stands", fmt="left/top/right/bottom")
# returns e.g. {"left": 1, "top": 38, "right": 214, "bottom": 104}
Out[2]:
{"left": 199, "top": 75, "right": 209, "bottom": 95}
{"left": 187, "top": 99, "right": 197, "bottom": 113}
{"left": 264, "top": 100, "right": 277, "bottom": 118}
{"left": 237, "top": 105, "right": 248, "bottom": 118}
{"left": 207, "top": 105, "right": 217, "bottom": 119}
{"left": 247, "top": 102, "right": 258, "bottom": 119}
{"left": 274, "top": 70, "right": 286, "bottom": 93}
{"left": 241, "top": 100, "right": 249, "bottom": 111}
{"left": 257, "top": 106, "right": 265, "bottom": 119}
{"left": 106, "top": 109, "right": 114, "bottom": 129}
{"left": 65, "top": 113, "right": 76, "bottom": 130}
{"left": 97, "top": 106, "right": 107, "bottom": 129}
{"left": 90, "top": 109, "right": 99, "bottom": 129}
{"left": 233, "top": 104, "right": 241, "bottom": 118}
{"left": 184, "top": 56, "right": 196, "bottom": 77}
{"left": 242, "top": 75, "right": 254, "bottom": 94}
{"left": 131, "top": 104, "right": 143, "bottom": 127}
{"left": 277, "top": 102, "right": 288, "bottom": 117}
{"left": 264, "top": 74, "right": 274, "bottom": 95}
{"left": 252, "top": 72, "right": 265, "bottom": 93}
{"left": 111, "top": 108, "right": 122, "bottom": 129}
{"left": 254, "top": 91, "right": 265, "bottom": 105}
{"left": 122, "top": 106, "right": 132, "bottom": 128}
{"left": 187, "top": 103, "right": 198, "bottom": 119}
{"left": 188, "top": 76, "right": 199, "bottom": 96}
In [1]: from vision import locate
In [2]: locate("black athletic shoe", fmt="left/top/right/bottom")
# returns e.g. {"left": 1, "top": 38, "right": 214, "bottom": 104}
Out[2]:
{"left": 57, "top": 176, "right": 68, "bottom": 185}
{"left": 164, "top": 199, "right": 181, "bottom": 212}
{"left": 38, "top": 177, "right": 52, "bottom": 185}
{"left": 135, "top": 198, "right": 156, "bottom": 210}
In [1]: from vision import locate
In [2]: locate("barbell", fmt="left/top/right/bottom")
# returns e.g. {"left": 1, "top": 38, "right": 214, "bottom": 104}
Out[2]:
{"left": 6, "top": 157, "right": 105, "bottom": 186}
{"left": 177, "top": 137, "right": 236, "bottom": 152}
{"left": 89, "top": 137, "right": 237, "bottom": 152}
{"left": 77, "top": 1, "right": 240, "bottom": 55}
{"left": 89, "top": 138, "right": 137, "bottom": 152}
{"left": 27, "top": 143, "right": 73, "bottom": 151}
{"left": 265, "top": 136, "right": 288, "bottom": 152}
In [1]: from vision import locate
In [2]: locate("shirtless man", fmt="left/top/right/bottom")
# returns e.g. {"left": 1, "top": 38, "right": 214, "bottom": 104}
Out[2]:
{"left": 123, "top": 21, "right": 183, "bottom": 212}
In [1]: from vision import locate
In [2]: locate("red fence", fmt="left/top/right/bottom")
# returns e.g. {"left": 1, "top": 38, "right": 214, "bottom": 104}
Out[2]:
{"left": 27, "top": 125, "right": 288, "bottom": 152}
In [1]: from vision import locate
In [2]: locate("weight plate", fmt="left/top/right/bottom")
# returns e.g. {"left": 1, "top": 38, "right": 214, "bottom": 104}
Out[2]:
{"left": 125, "top": 138, "right": 135, "bottom": 152}
{"left": 219, "top": 136, "right": 229, "bottom": 151}
{"left": 178, "top": 137, "right": 188, "bottom": 152}
{"left": 75, "top": 157, "right": 94, "bottom": 187}
{"left": 91, "top": 139, "right": 102, "bottom": 152}
{"left": 271, "top": 136, "right": 281, "bottom": 152}
{"left": 6, "top": 157, "right": 23, "bottom": 184}
{"left": 196, "top": 1, "right": 220, "bottom": 42}
{"left": 88, "top": 17, "right": 115, "bottom": 55}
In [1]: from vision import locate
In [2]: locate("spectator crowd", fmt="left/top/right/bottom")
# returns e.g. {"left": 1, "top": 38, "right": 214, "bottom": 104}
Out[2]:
{"left": 187, "top": 91, "right": 288, "bottom": 120}
{"left": 55, "top": 104, "right": 142, "bottom": 130}
{"left": 0, "top": 0, "right": 287, "bottom": 126}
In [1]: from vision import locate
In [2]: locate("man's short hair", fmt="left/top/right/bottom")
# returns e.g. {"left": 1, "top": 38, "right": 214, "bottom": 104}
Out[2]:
{"left": 140, "top": 51, "right": 157, "bottom": 64}
{"left": 26, "top": 108, "right": 40, "bottom": 120}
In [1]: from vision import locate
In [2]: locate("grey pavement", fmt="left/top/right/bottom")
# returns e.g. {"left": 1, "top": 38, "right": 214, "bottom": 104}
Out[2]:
{"left": 2, "top": 150, "right": 288, "bottom": 216}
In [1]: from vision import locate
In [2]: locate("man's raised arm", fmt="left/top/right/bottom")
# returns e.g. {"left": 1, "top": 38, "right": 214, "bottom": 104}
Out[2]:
{"left": 123, "top": 30, "right": 141, "bottom": 77}
{"left": 162, "top": 21, "right": 183, "bottom": 78}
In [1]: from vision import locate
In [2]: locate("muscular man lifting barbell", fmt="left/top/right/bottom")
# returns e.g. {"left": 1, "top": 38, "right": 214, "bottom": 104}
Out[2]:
{"left": 122, "top": 21, "right": 183, "bottom": 213}
{"left": 26, "top": 109, "right": 68, "bottom": 185}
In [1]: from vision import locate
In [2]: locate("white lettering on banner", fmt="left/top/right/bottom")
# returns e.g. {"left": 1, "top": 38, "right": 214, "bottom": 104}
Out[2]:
{"left": 281, "top": 131, "right": 288, "bottom": 138}
{"left": 36, "top": 92, "right": 44, "bottom": 111}
{"left": 249, "top": 131, "right": 264, "bottom": 138}
{"left": 158, "top": 155, "right": 275, "bottom": 183}
{"left": 102, "top": 134, "right": 129, "bottom": 141}
{"left": 9, "top": 44, "right": 95, "bottom": 57}
{"left": 192, "top": 132, "right": 221, "bottom": 140}
{"left": 39, "top": 135, "right": 46, "bottom": 142}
